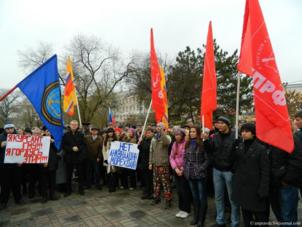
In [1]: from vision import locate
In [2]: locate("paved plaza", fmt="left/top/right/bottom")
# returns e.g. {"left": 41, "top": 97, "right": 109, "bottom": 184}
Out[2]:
{"left": 1, "top": 186, "right": 301, "bottom": 227}
{"left": 0, "top": 186, "right": 218, "bottom": 227}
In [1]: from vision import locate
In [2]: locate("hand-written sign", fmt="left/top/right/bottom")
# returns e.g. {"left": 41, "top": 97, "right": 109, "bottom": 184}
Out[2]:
{"left": 108, "top": 141, "right": 139, "bottom": 170}
{"left": 4, "top": 134, "right": 51, "bottom": 164}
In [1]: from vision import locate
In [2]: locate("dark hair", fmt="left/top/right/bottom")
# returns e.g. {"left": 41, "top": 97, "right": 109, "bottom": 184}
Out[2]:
{"left": 145, "top": 128, "right": 154, "bottom": 133}
{"left": 104, "top": 130, "right": 117, "bottom": 145}
{"left": 185, "top": 125, "right": 203, "bottom": 149}
{"left": 240, "top": 122, "right": 256, "bottom": 136}
{"left": 294, "top": 110, "right": 302, "bottom": 118}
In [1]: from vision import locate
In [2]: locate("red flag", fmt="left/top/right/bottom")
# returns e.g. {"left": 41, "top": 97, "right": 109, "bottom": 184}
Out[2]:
{"left": 201, "top": 21, "right": 217, "bottom": 129}
{"left": 238, "top": 0, "right": 294, "bottom": 152}
{"left": 150, "top": 28, "right": 166, "bottom": 124}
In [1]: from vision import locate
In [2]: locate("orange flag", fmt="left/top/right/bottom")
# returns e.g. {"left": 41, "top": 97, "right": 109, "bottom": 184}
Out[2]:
{"left": 63, "top": 57, "right": 78, "bottom": 116}
{"left": 150, "top": 28, "right": 168, "bottom": 127}
{"left": 238, "top": 0, "right": 294, "bottom": 152}
{"left": 201, "top": 21, "right": 217, "bottom": 129}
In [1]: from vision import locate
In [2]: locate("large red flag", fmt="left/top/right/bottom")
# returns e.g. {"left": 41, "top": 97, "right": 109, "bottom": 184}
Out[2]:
{"left": 150, "top": 28, "right": 166, "bottom": 125}
{"left": 238, "top": 0, "right": 294, "bottom": 152}
{"left": 201, "top": 21, "right": 217, "bottom": 129}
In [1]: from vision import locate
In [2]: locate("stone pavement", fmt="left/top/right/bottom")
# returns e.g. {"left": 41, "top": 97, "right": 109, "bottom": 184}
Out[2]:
{"left": 0, "top": 186, "right": 217, "bottom": 227}
{"left": 1, "top": 186, "right": 301, "bottom": 227}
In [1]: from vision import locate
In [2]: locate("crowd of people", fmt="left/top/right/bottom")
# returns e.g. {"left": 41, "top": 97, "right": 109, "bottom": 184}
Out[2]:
{"left": 0, "top": 110, "right": 302, "bottom": 227}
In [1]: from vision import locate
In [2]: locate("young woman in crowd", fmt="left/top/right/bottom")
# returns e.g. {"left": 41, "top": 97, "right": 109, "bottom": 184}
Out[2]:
{"left": 103, "top": 128, "right": 118, "bottom": 192}
{"left": 184, "top": 126, "right": 209, "bottom": 227}
{"left": 169, "top": 128, "right": 192, "bottom": 219}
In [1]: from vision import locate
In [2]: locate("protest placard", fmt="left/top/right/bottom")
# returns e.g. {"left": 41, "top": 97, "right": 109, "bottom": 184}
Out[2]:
{"left": 4, "top": 134, "right": 51, "bottom": 164}
{"left": 108, "top": 141, "right": 139, "bottom": 170}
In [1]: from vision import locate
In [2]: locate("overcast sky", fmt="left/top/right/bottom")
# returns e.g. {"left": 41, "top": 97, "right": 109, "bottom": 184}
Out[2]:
{"left": 0, "top": 0, "right": 301, "bottom": 89}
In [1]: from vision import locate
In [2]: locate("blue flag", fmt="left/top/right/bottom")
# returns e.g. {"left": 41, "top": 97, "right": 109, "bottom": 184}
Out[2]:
{"left": 17, "top": 55, "right": 64, "bottom": 149}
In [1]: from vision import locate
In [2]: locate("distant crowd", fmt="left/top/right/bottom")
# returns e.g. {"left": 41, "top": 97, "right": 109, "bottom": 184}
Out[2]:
{"left": 1, "top": 110, "right": 302, "bottom": 227}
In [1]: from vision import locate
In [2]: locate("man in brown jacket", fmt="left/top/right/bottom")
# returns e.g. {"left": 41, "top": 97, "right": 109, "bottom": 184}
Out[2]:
{"left": 149, "top": 122, "right": 172, "bottom": 208}
{"left": 84, "top": 126, "right": 103, "bottom": 190}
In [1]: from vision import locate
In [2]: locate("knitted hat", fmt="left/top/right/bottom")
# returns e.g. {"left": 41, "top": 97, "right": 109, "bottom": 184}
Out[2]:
{"left": 4, "top": 123, "right": 15, "bottom": 129}
{"left": 216, "top": 116, "right": 231, "bottom": 127}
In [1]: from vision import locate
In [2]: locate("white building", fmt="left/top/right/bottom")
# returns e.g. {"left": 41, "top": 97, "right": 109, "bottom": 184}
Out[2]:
{"left": 113, "top": 91, "right": 148, "bottom": 123}
{"left": 285, "top": 82, "right": 302, "bottom": 93}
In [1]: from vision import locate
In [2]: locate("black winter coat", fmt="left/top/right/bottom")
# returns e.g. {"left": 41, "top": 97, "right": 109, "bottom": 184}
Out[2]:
{"left": 232, "top": 139, "right": 270, "bottom": 212}
{"left": 47, "top": 139, "right": 60, "bottom": 171}
{"left": 138, "top": 137, "right": 152, "bottom": 169}
{"left": 62, "top": 130, "right": 86, "bottom": 164}
{"left": 269, "top": 130, "right": 302, "bottom": 188}
{"left": 283, "top": 130, "right": 302, "bottom": 188}
{"left": 205, "top": 131, "right": 237, "bottom": 171}
{"left": 0, "top": 133, "right": 7, "bottom": 164}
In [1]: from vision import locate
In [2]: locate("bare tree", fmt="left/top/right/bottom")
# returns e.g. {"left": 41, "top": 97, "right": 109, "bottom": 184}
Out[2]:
{"left": 0, "top": 89, "right": 20, "bottom": 125}
{"left": 65, "top": 34, "right": 131, "bottom": 123}
{"left": 18, "top": 42, "right": 53, "bottom": 74}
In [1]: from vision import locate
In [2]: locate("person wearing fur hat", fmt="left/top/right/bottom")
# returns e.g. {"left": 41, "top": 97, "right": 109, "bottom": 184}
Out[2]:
{"left": 169, "top": 128, "right": 192, "bottom": 219}
{"left": 204, "top": 116, "right": 239, "bottom": 227}
{"left": 232, "top": 123, "right": 270, "bottom": 227}
{"left": 0, "top": 124, "right": 24, "bottom": 210}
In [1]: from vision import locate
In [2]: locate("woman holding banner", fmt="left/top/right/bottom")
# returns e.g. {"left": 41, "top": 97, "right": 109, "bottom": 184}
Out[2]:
{"left": 103, "top": 128, "right": 118, "bottom": 192}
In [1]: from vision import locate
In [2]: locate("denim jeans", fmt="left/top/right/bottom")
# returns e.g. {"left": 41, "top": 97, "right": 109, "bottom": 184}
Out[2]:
{"left": 279, "top": 185, "right": 299, "bottom": 227}
{"left": 188, "top": 177, "right": 207, "bottom": 224}
{"left": 213, "top": 168, "right": 239, "bottom": 227}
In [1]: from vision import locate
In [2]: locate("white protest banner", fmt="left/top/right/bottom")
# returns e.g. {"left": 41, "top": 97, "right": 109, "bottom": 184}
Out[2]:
{"left": 4, "top": 134, "right": 51, "bottom": 164}
{"left": 108, "top": 141, "right": 139, "bottom": 170}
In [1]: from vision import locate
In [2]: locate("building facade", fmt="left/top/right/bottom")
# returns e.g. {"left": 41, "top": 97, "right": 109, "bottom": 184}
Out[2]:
{"left": 113, "top": 91, "right": 148, "bottom": 124}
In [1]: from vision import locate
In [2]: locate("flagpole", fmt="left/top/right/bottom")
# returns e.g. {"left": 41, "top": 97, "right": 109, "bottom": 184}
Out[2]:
{"left": 202, "top": 115, "right": 205, "bottom": 134}
{"left": 235, "top": 73, "right": 241, "bottom": 139}
{"left": 75, "top": 94, "right": 82, "bottom": 128}
{"left": 0, "top": 86, "right": 17, "bottom": 102}
{"left": 139, "top": 100, "right": 152, "bottom": 141}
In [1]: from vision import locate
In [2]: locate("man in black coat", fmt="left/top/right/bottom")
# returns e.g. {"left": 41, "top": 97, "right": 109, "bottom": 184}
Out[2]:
{"left": 62, "top": 120, "right": 86, "bottom": 196}
{"left": 232, "top": 123, "right": 270, "bottom": 227}
{"left": 138, "top": 128, "right": 154, "bottom": 199}
{"left": 204, "top": 116, "right": 239, "bottom": 227}
{"left": 0, "top": 124, "right": 24, "bottom": 210}
{"left": 39, "top": 127, "right": 60, "bottom": 202}
{"left": 269, "top": 110, "right": 302, "bottom": 226}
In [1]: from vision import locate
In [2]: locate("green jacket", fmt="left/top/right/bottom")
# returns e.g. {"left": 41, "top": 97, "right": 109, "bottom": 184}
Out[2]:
{"left": 149, "top": 133, "right": 171, "bottom": 167}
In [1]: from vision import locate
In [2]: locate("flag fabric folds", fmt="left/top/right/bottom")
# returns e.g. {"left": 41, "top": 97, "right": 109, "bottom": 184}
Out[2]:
{"left": 17, "top": 55, "right": 64, "bottom": 149}
{"left": 201, "top": 21, "right": 217, "bottom": 129}
{"left": 63, "top": 57, "right": 78, "bottom": 116}
{"left": 237, "top": 0, "right": 294, "bottom": 152}
{"left": 150, "top": 28, "right": 169, "bottom": 128}
{"left": 160, "top": 67, "right": 169, "bottom": 129}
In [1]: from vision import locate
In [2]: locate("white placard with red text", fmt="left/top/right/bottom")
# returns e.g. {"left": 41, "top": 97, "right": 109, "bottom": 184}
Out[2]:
{"left": 4, "top": 134, "right": 50, "bottom": 164}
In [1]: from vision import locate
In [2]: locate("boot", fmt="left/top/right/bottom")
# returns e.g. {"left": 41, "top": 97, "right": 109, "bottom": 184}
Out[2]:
{"left": 197, "top": 203, "right": 208, "bottom": 227}
{"left": 164, "top": 200, "right": 171, "bottom": 209}
{"left": 151, "top": 197, "right": 160, "bottom": 205}
{"left": 190, "top": 202, "right": 200, "bottom": 225}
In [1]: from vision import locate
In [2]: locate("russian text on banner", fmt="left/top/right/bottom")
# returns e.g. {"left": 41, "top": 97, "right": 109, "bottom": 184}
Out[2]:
{"left": 108, "top": 141, "right": 139, "bottom": 170}
{"left": 4, "top": 135, "right": 51, "bottom": 164}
